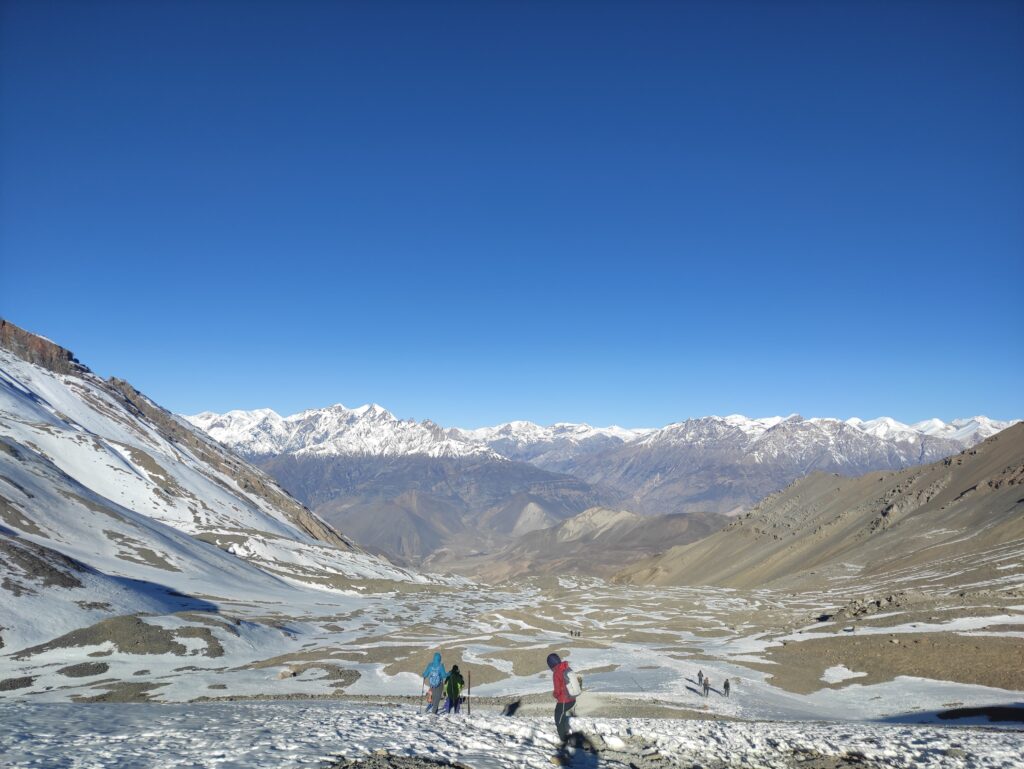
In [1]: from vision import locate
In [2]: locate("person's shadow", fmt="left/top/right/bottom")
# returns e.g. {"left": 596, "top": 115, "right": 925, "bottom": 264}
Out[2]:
{"left": 564, "top": 732, "right": 600, "bottom": 768}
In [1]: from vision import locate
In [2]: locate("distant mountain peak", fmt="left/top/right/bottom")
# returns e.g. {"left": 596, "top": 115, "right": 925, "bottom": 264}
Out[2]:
{"left": 187, "top": 406, "right": 1020, "bottom": 466}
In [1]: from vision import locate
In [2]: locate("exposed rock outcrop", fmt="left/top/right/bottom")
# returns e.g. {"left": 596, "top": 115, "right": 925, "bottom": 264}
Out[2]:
{"left": 0, "top": 318, "right": 88, "bottom": 376}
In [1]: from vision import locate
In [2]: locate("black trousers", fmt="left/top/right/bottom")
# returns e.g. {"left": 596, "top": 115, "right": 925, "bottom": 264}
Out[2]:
{"left": 554, "top": 700, "right": 576, "bottom": 744}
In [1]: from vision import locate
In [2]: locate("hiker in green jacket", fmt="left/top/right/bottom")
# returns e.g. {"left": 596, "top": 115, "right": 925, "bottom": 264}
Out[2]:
{"left": 444, "top": 665, "right": 465, "bottom": 714}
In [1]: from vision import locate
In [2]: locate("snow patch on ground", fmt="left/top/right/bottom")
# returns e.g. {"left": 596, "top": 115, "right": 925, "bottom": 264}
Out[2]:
{"left": 822, "top": 665, "right": 868, "bottom": 684}
{"left": 1, "top": 701, "right": 1021, "bottom": 769}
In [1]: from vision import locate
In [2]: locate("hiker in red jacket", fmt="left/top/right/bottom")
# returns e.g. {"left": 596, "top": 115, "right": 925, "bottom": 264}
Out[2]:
{"left": 547, "top": 653, "right": 576, "bottom": 756}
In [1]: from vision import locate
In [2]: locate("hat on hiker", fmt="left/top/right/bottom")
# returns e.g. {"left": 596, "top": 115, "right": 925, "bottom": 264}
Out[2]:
{"left": 546, "top": 653, "right": 561, "bottom": 669}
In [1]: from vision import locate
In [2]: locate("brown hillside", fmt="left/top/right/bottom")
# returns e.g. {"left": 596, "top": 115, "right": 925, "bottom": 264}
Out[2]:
{"left": 616, "top": 423, "right": 1024, "bottom": 589}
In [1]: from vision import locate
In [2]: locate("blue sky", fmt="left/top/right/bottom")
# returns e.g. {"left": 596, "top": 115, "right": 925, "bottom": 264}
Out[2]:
{"left": 2, "top": 0, "right": 1022, "bottom": 427}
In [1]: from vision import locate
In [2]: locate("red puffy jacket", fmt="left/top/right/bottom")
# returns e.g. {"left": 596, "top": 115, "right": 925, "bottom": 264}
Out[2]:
{"left": 552, "top": 660, "right": 575, "bottom": 703}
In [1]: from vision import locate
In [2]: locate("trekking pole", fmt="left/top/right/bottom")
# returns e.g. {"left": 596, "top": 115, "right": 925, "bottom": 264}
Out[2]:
{"left": 421, "top": 679, "right": 425, "bottom": 712}
{"left": 468, "top": 669, "right": 471, "bottom": 716}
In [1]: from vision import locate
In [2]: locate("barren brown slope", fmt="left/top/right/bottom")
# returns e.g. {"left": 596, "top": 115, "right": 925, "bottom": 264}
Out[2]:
{"left": 425, "top": 506, "right": 729, "bottom": 581}
{"left": 616, "top": 423, "right": 1024, "bottom": 588}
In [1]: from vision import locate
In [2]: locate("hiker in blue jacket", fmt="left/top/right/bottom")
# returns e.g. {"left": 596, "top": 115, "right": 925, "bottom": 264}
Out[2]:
{"left": 422, "top": 652, "right": 448, "bottom": 714}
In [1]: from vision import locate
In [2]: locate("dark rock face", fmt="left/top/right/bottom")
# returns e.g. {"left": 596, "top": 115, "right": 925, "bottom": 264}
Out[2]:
{"left": 0, "top": 318, "right": 88, "bottom": 376}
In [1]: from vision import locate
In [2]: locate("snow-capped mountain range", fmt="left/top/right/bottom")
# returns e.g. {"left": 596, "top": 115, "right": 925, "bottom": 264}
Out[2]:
{"left": 186, "top": 405, "right": 1020, "bottom": 550}
{"left": 188, "top": 404, "right": 496, "bottom": 459}
{"left": 187, "top": 405, "right": 1016, "bottom": 463}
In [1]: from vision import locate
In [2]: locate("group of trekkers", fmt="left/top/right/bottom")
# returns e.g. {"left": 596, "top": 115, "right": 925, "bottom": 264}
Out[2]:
{"left": 697, "top": 669, "right": 730, "bottom": 697}
{"left": 421, "top": 652, "right": 467, "bottom": 715}
{"left": 422, "top": 651, "right": 732, "bottom": 763}
{"left": 420, "top": 650, "right": 581, "bottom": 762}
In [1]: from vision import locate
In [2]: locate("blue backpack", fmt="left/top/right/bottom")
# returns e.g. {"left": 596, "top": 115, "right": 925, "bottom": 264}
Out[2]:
{"left": 428, "top": 667, "right": 443, "bottom": 688}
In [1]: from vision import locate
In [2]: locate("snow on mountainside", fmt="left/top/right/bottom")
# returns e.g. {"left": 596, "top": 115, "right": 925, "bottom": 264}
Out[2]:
{"left": 190, "top": 407, "right": 1017, "bottom": 464}
{"left": 0, "top": 322, "right": 425, "bottom": 596}
{"left": 189, "top": 405, "right": 499, "bottom": 459}
{"left": 912, "top": 415, "right": 1015, "bottom": 444}
{"left": 448, "top": 421, "right": 655, "bottom": 470}
{"left": 189, "top": 406, "right": 1019, "bottom": 523}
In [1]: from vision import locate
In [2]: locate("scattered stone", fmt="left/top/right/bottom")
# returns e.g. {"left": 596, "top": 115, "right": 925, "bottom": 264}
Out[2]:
{"left": 14, "top": 615, "right": 187, "bottom": 659}
{"left": 320, "top": 754, "right": 472, "bottom": 768}
{"left": 58, "top": 662, "right": 110, "bottom": 678}
{"left": 0, "top": 676, "right": 33, "bottom": 691}
{"left": 71, "top": 681, "right": 166, "bottom": 703}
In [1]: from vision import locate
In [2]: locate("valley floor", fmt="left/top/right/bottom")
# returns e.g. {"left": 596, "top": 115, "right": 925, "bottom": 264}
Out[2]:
{"left": 3, "top": 577, "right": 1023, "bottom": 720}
{"left": 1, "top": 700, "right": 1022, "bottom": 769}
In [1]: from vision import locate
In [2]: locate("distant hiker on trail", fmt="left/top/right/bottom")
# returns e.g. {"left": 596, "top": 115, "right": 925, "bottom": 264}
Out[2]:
{"left": 697, "top": 670, "right": 704, "bottom": 686}
{"left": 422, "top": 652, "right": 448, "bottom": 714}
{"left": 444, "top": 665, "right": 465, "bottom": 714}
{"left": 723, "top": 679, "right": 731, "bottom": 697}
{"left": 547, "top": 653, "right": 580, "bottom": 762}
{"left": 703, "top": 676, "right": 711, "bottom": 697}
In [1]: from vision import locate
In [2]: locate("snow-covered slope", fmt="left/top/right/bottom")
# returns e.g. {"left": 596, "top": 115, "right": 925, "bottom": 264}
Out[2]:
{"left": 4, "top": 700, "right": 1022, "bottom": 769}
{"left": 912, "top": 415, "right": 1016, "bottom": 444}
{"left": 449, "top": 421, "right": 655, "bottom": 470}
{"left": 189, "top": 405, "right": 499, "bottom": 459}
{"left": 0, "top": 322, "right": 425, "bottom": 601}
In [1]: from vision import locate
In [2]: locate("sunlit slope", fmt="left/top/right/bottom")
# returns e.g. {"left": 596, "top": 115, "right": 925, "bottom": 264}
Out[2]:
{"left": 0, "top": 319, "right": 422, "bottom": 600}
{"left": 617, "top": 423, "right": 1024, "bottom": 588}
{"left": 427, "top": 506, "right": 729, "bottom": 580}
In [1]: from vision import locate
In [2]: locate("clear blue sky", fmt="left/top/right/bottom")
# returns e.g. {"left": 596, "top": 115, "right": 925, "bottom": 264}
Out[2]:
{"left": 2, "top": 1, "right": 1022, "bottom": 427}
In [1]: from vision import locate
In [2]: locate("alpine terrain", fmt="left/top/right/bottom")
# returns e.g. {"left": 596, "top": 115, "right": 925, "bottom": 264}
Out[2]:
{"left": 188, "top": 405, "right": 1017, "bottom": 567}
{"left": 2, "top": 320, "right": 1021, "bottom": 769}
{"left": 618, "top": 422, "right": 1024, "bottom": 589}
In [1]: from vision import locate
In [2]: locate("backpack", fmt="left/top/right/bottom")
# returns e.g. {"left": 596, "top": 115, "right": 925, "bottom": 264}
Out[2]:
{"left": 446, "top": 673, "right": 463, "bottom": 700}
{"left": 564, "top": 667, "right": 583, "bottom": 697}
{"left": 428, "top": 667, "right": 443, "bottom": 688}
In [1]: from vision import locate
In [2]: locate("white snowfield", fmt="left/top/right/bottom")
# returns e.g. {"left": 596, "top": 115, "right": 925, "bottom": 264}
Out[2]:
{"left": 186, "top": 405, "right": 1018, "bottom": 463}
{"left": 0, "top": 349, "right": 438, "bottom": 648}
{"left": 1, "top": 700, "right": 1021, "bottom": 769}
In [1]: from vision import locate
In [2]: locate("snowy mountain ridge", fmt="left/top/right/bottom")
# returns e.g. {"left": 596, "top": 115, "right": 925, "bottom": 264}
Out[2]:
{"left": 188, "top": 404, "right": 501, "bottom": 459}
{"left": 188, "top": 405, "right": 1018, "bottom": 461}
